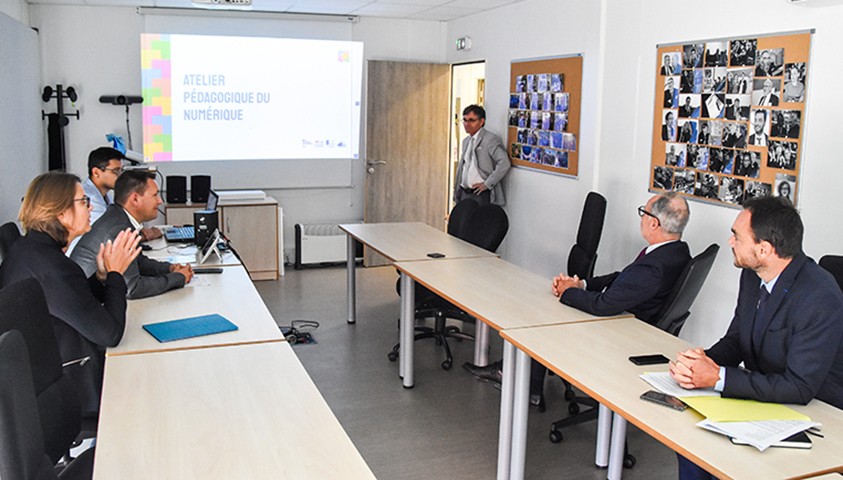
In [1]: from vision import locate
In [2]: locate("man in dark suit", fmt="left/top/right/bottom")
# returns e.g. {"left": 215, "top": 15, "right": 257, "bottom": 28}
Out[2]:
{"left": 671, "top": 196, "right": 843, "bottom": 479}
{"left": 453, "top": 104, "right": 511, "bottom": 206}
{"left": 71, "top": 170, "right": 193, "bottom": 299}
{"left": 664, "top": 77, "right": 677, "bottom": 108}
{"left": 465, "top": 193, "right": 692, "bottom": 403}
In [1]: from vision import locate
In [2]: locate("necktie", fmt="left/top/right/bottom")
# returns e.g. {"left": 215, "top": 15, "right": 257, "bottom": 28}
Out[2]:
{"left": 636, "top": 247, "right": 647, "bottom": 260}
{"left": 751, "top": 285, "right": 771, "bottom": 350}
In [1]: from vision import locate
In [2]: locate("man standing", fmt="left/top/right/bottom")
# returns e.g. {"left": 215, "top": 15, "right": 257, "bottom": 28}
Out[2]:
{"left": 664, "top": 78, "right": 677, "bottom": 108}
{"left": 453, "top": 105, "right": 511, "bottom": 206}
{"left": 671, "top": 197, "right": 843, "bottom": 479}
{"left": 72, "top": 170, "right": 193, "bottom": 299}
{"left": 749, "top": 110, "right": 769, "bottom": 146}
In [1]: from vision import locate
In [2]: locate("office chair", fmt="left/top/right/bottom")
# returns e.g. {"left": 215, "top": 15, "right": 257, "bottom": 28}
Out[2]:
{"left": 387, "top": 202, "right": 509, "bottom": 370}
{"left": 0, "top": 221, "right": 22, "bottom": 266}
{"left": 0, "top": 330, "right": 94, "bottom": 480}
{"left": 0, "top": 278, "right": 82, "bottom": 465}
{"left": 549, "top": 243, "right": 719, "bottom": 471}
{"left": 819, "top": 255, "right": 843, "bottom": 292}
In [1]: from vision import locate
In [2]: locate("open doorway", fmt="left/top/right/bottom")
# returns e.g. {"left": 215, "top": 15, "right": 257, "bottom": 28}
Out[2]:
{"left": 448, "top": 61, "right": 486, "bottom": 213}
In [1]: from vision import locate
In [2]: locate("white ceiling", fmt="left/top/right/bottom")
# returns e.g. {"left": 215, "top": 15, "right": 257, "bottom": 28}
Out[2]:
{"left": 26, "top": 0, "right": 527, "bottom": 21}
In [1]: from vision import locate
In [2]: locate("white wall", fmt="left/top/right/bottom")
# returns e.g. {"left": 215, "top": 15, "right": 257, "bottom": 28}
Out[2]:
{"left": 29, "top": 5, "right": 445, "bottom": 261}
{"left": 0, "top": 0, "right": 28, "bottom": 23}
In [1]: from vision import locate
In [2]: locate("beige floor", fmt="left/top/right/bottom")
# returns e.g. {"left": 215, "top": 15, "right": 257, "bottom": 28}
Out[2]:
{"left": 255, "top": 265, "right": 678, "bottom": 480}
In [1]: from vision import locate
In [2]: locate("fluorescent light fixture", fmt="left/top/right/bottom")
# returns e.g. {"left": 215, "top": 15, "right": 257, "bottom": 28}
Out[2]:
{"left": 136, "top": 6, "right": 359, "bottom": 22}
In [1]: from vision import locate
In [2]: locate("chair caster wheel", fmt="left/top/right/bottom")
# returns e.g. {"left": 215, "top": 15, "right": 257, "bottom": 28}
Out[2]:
{"left": 387, "top": 351, "right": 398, "bottom": 362}
{"left": 441, "top": 360, "right": 452, "bottom": 370}
{"left": 623, "top": 454, "right": 636, "bottom": 469}
{"left": 568, "top": 402, "right": 580, "bottom": 415}
{"left": 549, "top": 429, "right": 563, "bottom": 443}
{"left": 564, "top": 389, "right": 575, "bottom": 401}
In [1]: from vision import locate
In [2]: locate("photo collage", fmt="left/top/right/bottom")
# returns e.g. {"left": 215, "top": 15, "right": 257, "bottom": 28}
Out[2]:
{"left": 508, "top": 72, "right": 577, "bottom": 171}
{"left": 651, "top": 33, "right": 810, "bottom": 207}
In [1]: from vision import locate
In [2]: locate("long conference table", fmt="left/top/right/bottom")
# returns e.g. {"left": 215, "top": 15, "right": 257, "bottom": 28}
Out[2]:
{"left": 94, "top": 261, "right": 375, "bottom": 479}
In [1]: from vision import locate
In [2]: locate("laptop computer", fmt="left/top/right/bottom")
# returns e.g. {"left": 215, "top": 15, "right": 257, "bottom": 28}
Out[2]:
{"left": 164, "top": 190, "right": 219, "bottom": 242}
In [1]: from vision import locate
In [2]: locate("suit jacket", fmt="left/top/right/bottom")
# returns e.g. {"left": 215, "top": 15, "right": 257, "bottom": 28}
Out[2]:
{"left": 0, "top": 231, "right": 127, "bottom": 414}
{"left": 749, "top": 133, "right": 769, "bottom": 146}
{"left": 664, "top": 89, "right": 675, "bottom": 108}
{"left": 560, "top": 241, "right": 691, "bottom": 324}
{"left": 453, "top": 128, "right": 511, "bottom": 206}
{"left": 70, "top": 205, "right": 184, "bottom": 299}
{"left": 707, "top": 254, "right": 843, "bottom": 409}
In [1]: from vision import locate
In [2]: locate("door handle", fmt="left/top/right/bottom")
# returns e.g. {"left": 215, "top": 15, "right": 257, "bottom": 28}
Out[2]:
{"left": 367, "top": 160, "right": 386, "bottom": 166}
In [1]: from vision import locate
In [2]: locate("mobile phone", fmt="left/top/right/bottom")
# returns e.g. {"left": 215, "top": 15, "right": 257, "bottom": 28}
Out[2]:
{"left": 640, "top": 390, "right": 687, "bottom": 411}
{"left": 629, "top": 354, "right": 670, "bottom": 365}
{"left": 193, "top": 267, "right": 224, "bottom": 274}
{"left": 427, "top": 252, "right": 445, "bottom": 258}
{"left": 730, "top": 431, "right": 812, "bottom": 449}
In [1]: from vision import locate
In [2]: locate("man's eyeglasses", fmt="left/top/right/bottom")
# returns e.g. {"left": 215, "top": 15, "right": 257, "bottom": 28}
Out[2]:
{"left": 462, "top": 117, "right": 480, "bottom": 124}
{"left": 637, "top": 206, "right": 661, "bottom": 226}
{"left": 101, "top": 166, "right": 123, "bottom": 175}
{"left": 75, "top": 196, "right": 91, "bottom": 208}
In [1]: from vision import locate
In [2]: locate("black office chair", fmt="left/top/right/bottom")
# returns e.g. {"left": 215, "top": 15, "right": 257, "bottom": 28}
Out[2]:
{"left": 387, "top": 202, "right": 509, "bottom": 370}
{"left": 0, "top": 278, "right": 82, "bottom": 465}
{"left": 548, "top": 243, "right": 720, "bottom": 469}
{"left": 0, "top": 330, "right": 94, "bottom": 480}
{"left": 819, "top": 255, "right": 843, "bottom": 292}
{"left": 0, "top": 221, "right": 22, "bottom": 266}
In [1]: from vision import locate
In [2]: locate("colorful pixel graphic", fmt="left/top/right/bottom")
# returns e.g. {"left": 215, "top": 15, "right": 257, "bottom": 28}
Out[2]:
{"left": 142, "top": 34, "right": 173, "bottom": 162}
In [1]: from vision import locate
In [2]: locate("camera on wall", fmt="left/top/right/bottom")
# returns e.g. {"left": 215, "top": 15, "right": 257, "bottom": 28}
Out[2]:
{"left": 98, "top": 95, "right": 143, "bottom": 106}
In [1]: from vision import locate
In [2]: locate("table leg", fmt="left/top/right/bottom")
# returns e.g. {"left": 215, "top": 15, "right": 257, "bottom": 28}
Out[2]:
{"left": 496, "top": 341, "right": 516, "bottom": 480}
{"left": 346, "top": 235, "right": 356, "bottom": 324}
{"left": 607, "top": 413, "right": 628, "bottom": 480}
{"left": 399, "top": 272, "right": 415, "bottom": 388}
{"left": 508, "top": 348, "right": 530, "bottom": 480}
{"left": 474, "top": 321, "right": 490, "bottom": 367}
{"left": 595, "top": 403, "right": 612, "bottom": 467}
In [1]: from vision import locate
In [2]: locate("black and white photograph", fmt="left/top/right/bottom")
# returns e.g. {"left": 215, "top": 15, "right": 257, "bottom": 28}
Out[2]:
{"left": 783, "top": 63, "right": 806, "bottom": 102}
{"left": 540, "top": 147, "right": 555, "bottom": 165}
{"left": 774, "top": 173, "right": 796, "bottom": 202}
{"left": 719, "top": 177, "right": 745, "bottom": 205}
{"left": 526, "top": 74, "right": 536, "bottom": 92}
{"left": 745, "top": 180, "right": 772, "bottom": 200}
{"left": 550, "top": 73, "right": 564, "bottom": 93}
{"left": 705, "top": 42, "right": 728, "bottom": 67}
{"left": 664, "top": 76, "right": 679, "bottom": 108}
{"left": 660, "top": 52, "right": 682, "bottom": 75}
{"left": 752, "top": 77, "right": 781, "bottom": 107}
{"left": 554, "top": 112, "right": 568, "bottom": 132}
{"left": 755, "top": 48, "right": 784, "bottom": 77}
{"left": 683, "top": 43, "right": 704, "bottom": 68}
{"left": 508, "top": 110, "right": 519, "bottom": 126}
{"left": 771, "top": 110, "right": 801, "bottom": 139}
{"left": 665, "top": 143, "right": 686, "bottom": 167}
{"left": 678, "top": 119, "right": 698, "bottom": 143}
{"left": 517, "top": 128, "right": 528, "bottom": 144}
{"left": 729, "top": 38, "right": 757, "bottom": 67}
{"left": 697, "top": 120, "right": 711, "bottom": 145}
{"left": 542, "top": 92, "right": 553, "bottom": 111}
{"left": 520, "top": 144, "right": 532, "bottom": 161}
{"left": 673, "top": 169, "right": 696, "bottom": 194}
{"left": 538, "top": 130, "right": 550, "bottom": 147}
{"left": 554, "top": 92, "right": 569, "bottom": 112}
{"left": 537, "top": 73, "right": 549, "bottom": 92}
{"left": 529, "top": 92, "right": 540, "bottom": 110}
{"left": 702, "top": 93, "right": 725, "bottom": 119}
{"left": 703, "top": 68, "right": 727, "bottom": 93}
{"left": 727, "top": 68, "right": 753, "bottom": 94}
{"left": 709, "top": 120, "right": 724, "bottom": 146}
{"left": 515, "top": 75, "right": 527, "bottom": 93}
{"left": 694, "top": 172, "right": 719, "bottom": 199}
{"left": 734, "top": 151, "right": 760, "bottom": 178}
{"left": 517, "top": 111, "right": 528, "bottom": 128}
{"left": 748, "top": 109, "right": 770, "bottom": 146}
{"left": 708, "top": 147, "right": 726, "bottom": 172}
{"left": 678, "top": 94, "right": 699, "bottom": 118}
{"left": 529, "top": 111, "right": 540, "bottom": 129}
{"left": 541, "top": 111, "right": 552, "bottom": 130}
{"left": 681, "top": 69, "right": 703, "bottom": 94}
{"left": 562, "top": 133, "right": 577, "bottom": 151}
{"left": 767, "top": 140, "right": 797, "bottom": 170}
{"left": 551, "top": 131, "right": 563, "bottom": 149}
{"left": 510, "top": 94, "right": 520, "bottom": 109}
{"left": 527, "top": 129, "right": 539, "bottom": 146}
{"left": 722, "top": 122, "right": 747, "bottom": 149}
{"left": 653, "top": 166, "right": 674, "bottom": 190}
{"left": 510, "top": 143, "right": 521, "bottom": 158}
{"left": 662, "top": 110, "right": 677, "bottom": 142}
{"left": 689, "top": 145, "right": 709, "bottom": 170}
{"left": 518, "top": 93, "right": 527, "bottom": 109}
{"left": 725, "top": 95, "right": 750, "bottom": 121}
{"left": 554, "top": 150, "right": 569, "bottom": 168}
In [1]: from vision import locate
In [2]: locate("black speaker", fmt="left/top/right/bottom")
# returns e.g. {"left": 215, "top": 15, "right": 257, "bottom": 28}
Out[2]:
{"left": 191, "top": 175, "right": 211, "bottom": 203}
{"left": 194, "top": 209, "right": 219, "bottom": 246}
{"left": 166, "top": 176, "right": 187, "bottom": 204}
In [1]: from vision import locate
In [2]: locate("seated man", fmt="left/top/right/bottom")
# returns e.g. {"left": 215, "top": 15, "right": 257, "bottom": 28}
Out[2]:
{"left": 71, "top": 170, "right": 193, "bottom": 299}
{"left": 465, "top": 192, "right": 692, "bottom": 402}
{"left": 670, "top": 196, "right": 843, "bottom": 480}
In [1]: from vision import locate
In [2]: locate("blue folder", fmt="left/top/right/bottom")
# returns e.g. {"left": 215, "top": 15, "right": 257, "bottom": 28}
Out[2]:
{"left": 142, "top": 314, "right": 238, "bottom": 343}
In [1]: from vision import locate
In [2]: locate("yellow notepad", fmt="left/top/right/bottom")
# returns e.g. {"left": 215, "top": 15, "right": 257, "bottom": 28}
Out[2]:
{"left": 680, "top": 396, "right": 810, "bottom": 422}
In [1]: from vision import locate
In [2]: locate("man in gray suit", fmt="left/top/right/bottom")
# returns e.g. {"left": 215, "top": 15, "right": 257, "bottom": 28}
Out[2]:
{"left": 453, "top": 104, "right": 511, "bottom": 206}
{"left": 71, "top": 170, "right": 193, "bottom": 299}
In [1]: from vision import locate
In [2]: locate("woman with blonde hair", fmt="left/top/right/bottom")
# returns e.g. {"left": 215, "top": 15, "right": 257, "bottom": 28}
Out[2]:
{"left": 0, "top": 172, "right": 140, "bottom": 415}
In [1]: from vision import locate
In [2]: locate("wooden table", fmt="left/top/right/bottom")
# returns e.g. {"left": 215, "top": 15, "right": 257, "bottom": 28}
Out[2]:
{"left": 394, "top": 256, "right": 632, "bottom": 479}
{"left": 111, "top": 265, "right": 283, "bottom": 356}
{"left": 94, "top": 342, "right": 375, "bottom": 479}
{"left": 502, "top": 318, "right": 843, "bottom": 480}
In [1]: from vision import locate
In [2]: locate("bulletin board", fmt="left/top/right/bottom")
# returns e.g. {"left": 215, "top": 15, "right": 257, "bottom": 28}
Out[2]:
{"left": 507, "top": 55, "right": 582, "bottom": 177}
{"left": 650, "top": 31, "right": 812, "bottom": 207}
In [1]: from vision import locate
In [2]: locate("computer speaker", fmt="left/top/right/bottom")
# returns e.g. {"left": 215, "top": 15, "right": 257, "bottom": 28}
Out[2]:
{"left": 194, "top": 209, "right": 219, "bottom": 247}
{"left": 191, "top": 175, "right": 211, "bottom": 203}
{"left": 166, "top": 176, "right": 187, "bottom": 204}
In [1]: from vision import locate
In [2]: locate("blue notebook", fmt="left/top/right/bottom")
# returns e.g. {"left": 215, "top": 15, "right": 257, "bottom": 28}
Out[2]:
{"left": 142, "top": 314, "right": 238, "bottom": 343}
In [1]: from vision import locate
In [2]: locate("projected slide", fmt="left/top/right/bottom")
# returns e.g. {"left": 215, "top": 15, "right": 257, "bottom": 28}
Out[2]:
{"left": 141, "top": 34, "right": 363, "bottom": 162}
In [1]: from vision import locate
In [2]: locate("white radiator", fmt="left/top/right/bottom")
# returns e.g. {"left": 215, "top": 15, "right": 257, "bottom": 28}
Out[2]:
{"left": 294, "top": 223, "right": 354, "bottom": 268}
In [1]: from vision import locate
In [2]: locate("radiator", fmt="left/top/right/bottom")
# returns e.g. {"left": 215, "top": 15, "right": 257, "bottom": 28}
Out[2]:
{"left": 294, "top": 223, "right": 360, "bottom": 269}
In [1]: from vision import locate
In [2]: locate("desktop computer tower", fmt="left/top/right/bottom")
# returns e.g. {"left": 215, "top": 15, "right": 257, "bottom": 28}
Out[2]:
{"left": 194, "top": 209, "right": 219, "bottom": 246}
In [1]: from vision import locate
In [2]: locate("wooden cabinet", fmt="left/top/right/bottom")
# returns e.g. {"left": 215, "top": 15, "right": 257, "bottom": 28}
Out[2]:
{"left": 165, "top": 197, "right": 279, "bottom": 281}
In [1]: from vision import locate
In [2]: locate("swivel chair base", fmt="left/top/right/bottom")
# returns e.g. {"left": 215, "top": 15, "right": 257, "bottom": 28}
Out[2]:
{"left": 387, "top": 310, "right": 475, "bottom": 371}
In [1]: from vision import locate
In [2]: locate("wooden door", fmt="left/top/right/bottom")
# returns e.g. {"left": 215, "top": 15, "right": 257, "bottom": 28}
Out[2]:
{"left": 364, "top": 61, "right": 451, "bottom": 265}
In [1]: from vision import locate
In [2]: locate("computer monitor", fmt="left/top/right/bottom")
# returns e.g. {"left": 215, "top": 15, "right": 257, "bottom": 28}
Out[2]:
{"left": 206, "top": 190, "right": 219, "bottom": 211}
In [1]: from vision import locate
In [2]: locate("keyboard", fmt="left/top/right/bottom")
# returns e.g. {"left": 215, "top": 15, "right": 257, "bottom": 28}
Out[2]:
{"left": 164, "top": 226, "right": 194, "bottom": 243}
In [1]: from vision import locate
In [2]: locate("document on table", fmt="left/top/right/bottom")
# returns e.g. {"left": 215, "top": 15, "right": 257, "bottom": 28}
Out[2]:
{"left": 681, "top": 396, "right": 810, "bottom": 422}
{"left": 640, "top": 372, "right": 719, "bottom": 398}
{"left": 698, "top": 418, "right": 820, "bottom": 451}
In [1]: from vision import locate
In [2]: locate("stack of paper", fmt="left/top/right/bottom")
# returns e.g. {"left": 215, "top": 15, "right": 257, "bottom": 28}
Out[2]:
{"left": 640, "top": 372, "right": 819, "bottom": 451}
